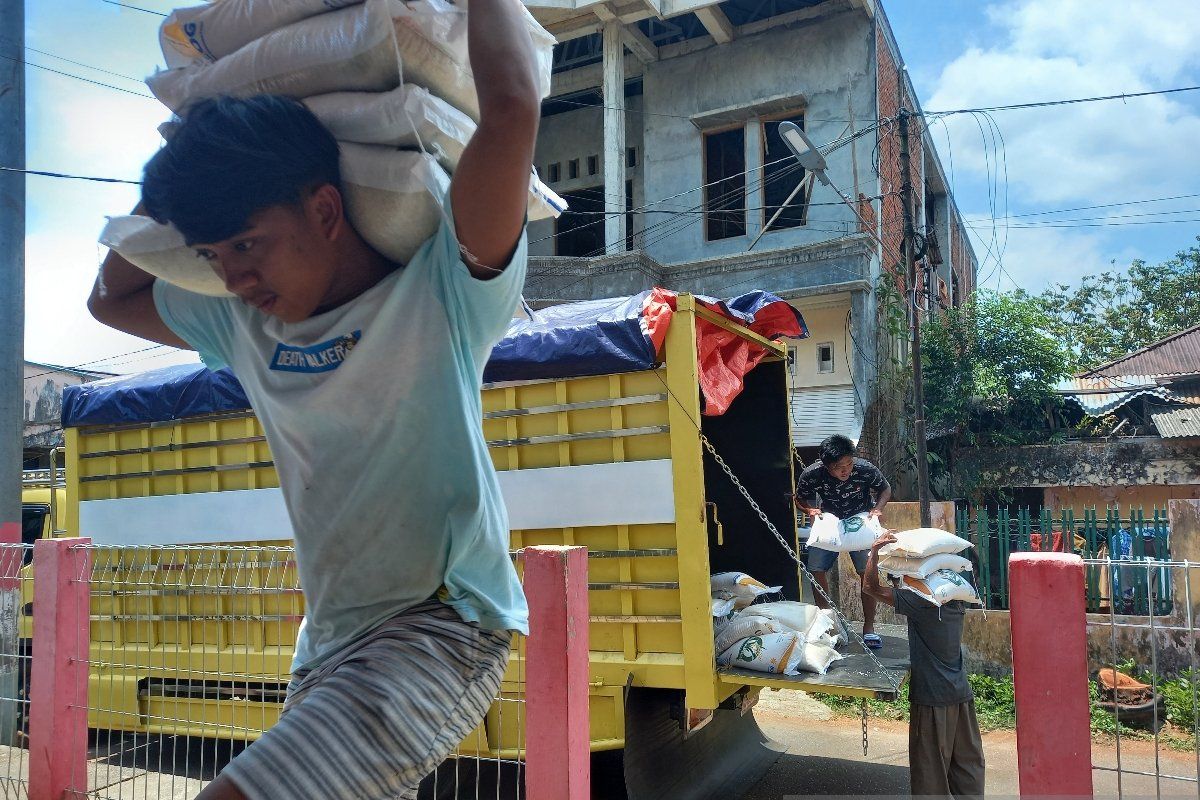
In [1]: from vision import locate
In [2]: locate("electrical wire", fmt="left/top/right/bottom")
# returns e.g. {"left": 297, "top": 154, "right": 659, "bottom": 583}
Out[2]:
{"left": 0, "top": 52, "right": 155, "bottom": 99}
{"left": 0, "top": 166, "right": 141, "bottom": 185}
{"left": 23, "top": 344, "right": 173, "bottom": 382}
{"left": 100, "top": 0, "right": 167, "bottom": 16}
{"left": 924, "top": 85, "right": 1200, "bottom": 117}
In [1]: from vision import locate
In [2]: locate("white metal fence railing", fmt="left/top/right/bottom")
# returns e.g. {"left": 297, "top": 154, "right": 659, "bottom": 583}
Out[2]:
{"left": 16, "top": 540, "right": 588, "bottom": 800}
{"left": 1086, "top": 557, "right": 1200, "bottom": 799}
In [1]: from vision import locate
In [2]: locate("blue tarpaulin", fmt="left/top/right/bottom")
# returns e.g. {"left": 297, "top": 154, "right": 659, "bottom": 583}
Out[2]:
{"left": 62, "top": 289, "right": 804, "bottom": 427}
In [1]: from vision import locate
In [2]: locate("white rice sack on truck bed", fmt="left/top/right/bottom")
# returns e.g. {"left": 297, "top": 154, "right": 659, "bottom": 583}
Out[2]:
{"left": 150, "top": 0, "right": 557, "bottom": 119}
{"left": 807, "top": 512, "right": 885, "bottom": 553}
{"left": 879, "top": 528, "right": 973, "bottom": 560}
{"left": 713, "top": 613, "right": 783, "bottom": 655}
{"left": 710, "top": 572, "right": 782, "bottom": 611}
{"left": 159, "top": 0, "right": 364, "bottom": 68}
{"left": 718, "top": 633, "right": 843, "bottom": 676}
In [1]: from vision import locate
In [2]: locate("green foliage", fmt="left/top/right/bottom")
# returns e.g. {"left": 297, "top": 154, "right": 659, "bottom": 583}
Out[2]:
{"left": 1033, "top": 239, "right": 1200, "bottom": 370}
{"left": 968, "top": 674, "right": 1015, "bottom": 729}
{"left": 921, "top": 290, "right": 1074, "bottom": 488}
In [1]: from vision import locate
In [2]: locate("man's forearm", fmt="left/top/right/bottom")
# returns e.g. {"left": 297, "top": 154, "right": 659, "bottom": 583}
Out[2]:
{"left": 873, "top": 487, "right": 892, "bottom": 512}
{"left": 468, "top": 0, "right": 539, "bottom": 121}
{"left": 862, "top": 546, "right": 894, "bottom": 606}
{"left": 95, "top": 248, "right": 156, "bottom": 303}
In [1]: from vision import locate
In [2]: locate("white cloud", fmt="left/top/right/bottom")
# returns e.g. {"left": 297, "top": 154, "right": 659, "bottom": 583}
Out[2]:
{"left": 928, "top": 1, "right": 1200, "bottom": 206}
{"left": 964, "top": 221, "right": 1131, "bottom": 293}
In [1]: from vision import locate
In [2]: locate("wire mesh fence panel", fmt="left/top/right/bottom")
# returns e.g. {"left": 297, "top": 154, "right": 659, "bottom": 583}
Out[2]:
{"left": 49, "top": 544, "right": 536, "bottom": 800}
{"left": 0, "top": 545, "right": 32, "bottom": 799}
{"left": 1086, "top": 557, "right": 1200, "bottom": 799}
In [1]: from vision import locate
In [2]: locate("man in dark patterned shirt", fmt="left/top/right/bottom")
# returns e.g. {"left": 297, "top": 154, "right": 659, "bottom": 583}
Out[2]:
{"left": 794, "top": 434, "right": 891, "bottom": 648}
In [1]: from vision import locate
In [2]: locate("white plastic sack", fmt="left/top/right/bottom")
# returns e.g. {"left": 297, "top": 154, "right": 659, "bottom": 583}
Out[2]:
{"left": 159, "top": 0, "right": 364, "bottom": 68}
{"left": 304, "top": 85, "right": 475, "bottom": 167}
{"left": 879, "top": 528, "right": 973, "bottom": 560}
{"left": 714, "top": 613, "right": 783, "bottom": 655}
{"left": 899, "top": 569, "right": 981, "bottom": 606}
{"left": 745, "top": 601, "right": 821, "bottom": 636}
{"left": 99, "top": 144, "right": 447, "bottom": 297}
{"left": 878, "top": 552, "right": 973, "bottom": 579}
{"left": 711, "top": 596, "right": 737, "bottom": 618}
{"left": 807, "top": 512, "right": 885, "bottom": 553}
{"left": 149, "top": 0, "right": 403, "bottom": 113}
{"left": 718, "top": 633, "right": 843, "bottom": 676}
{"left": 150, "top": 0, "right": 557, "bottom": 118}
{"left": 710, "top": 572, "right": 782, "bottom": 611}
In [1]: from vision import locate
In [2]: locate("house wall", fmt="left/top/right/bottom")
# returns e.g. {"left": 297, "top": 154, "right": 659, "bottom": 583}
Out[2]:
{"left": 638, "top": 11, "right": 877, "bottom": 266}
{"left": 956, "top": 439, "right": 1200, "bottom": 489}
{"left": 1044, "top": 484, "right": 1200, "bottom": 516}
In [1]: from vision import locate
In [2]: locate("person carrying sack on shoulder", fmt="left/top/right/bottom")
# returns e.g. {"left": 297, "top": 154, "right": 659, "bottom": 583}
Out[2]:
{"left": 87, "top": 0, "right": 541, "bottom": 796}
{"left": 862, "top": 532, "right": 986, "bottom": 799}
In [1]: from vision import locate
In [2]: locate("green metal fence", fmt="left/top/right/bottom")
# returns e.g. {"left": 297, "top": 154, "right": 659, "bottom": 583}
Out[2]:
{"left": 954, "top": 506, "right": 1172, "bottom": 615}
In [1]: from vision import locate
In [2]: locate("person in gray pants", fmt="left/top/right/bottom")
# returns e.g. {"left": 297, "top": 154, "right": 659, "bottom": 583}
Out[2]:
{"left": 862, "top": 532, "right": 986, "bottom": 798}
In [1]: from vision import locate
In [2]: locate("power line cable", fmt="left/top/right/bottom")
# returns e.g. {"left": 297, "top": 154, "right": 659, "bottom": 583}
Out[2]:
{"left": 0, "top": 166, "right": 141, "bottom": 185}
{"left": 924, "top": 85, "right": 1200, "bottom": 117}
{"left": 0, "top": 52, "right": 155, "bottom": 99}
{"left": 100, "top": 0, "right": 167, "bottom": 16}
{"left": 23, "top": 344, "right": 172, "bottom": 382}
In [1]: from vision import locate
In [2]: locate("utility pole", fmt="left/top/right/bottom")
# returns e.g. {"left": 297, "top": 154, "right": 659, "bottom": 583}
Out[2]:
{"left": 0, "top": 0, "right": 25, "bottom": 746}
{"left": 898, "top": 108, "right": 933, "bottom": 527}
{"left": 1, "top": 1, "right": 25, "bottom": 538}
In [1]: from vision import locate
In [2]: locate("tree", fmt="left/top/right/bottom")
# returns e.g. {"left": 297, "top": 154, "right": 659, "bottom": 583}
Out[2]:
{"left": 922, "top": 291, "right": 1074, "bottom": 493}
{"left": 1034, "top": 238, "right": 1200, "bottom": 370}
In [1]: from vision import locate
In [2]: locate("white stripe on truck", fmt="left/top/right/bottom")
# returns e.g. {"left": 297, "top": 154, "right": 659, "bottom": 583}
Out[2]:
{"left": 79, "top": 459, "right": 676, "bottom": 545}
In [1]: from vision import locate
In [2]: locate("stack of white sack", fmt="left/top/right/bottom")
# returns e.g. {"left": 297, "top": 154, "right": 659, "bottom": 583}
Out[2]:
{"left": 879, "top": 528, "right": 980, "bottom": 606}
{"left": 806, "top": 512, "right": 887, "bottom": 553}
{"left": 710, "top": 571, "right": 782, "bottom": 618}
{"left": 103, "top": 0, "right": 565, "bottom": 296}
{"left": 713, "top": 600, "right": 845, "bottom": 676}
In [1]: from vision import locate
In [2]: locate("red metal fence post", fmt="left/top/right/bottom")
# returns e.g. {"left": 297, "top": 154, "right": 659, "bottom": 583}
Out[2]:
{"left": 29, "top": 538, "right": 91, "bottom": 800}
{"left": 524, "top": 545, "right": 590, "bottom": 800}
{"left": 1010, "top": 551, "right": 1093, "bottom": 796}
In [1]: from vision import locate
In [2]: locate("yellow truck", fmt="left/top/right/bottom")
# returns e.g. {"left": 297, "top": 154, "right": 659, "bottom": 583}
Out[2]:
{"left": 52, "top": 291, "right": 906, "bottom": 796}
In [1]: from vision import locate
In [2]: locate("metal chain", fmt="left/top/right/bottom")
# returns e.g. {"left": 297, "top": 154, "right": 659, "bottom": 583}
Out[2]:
{"left": 861, "top": 699, "right": 870, "bottom": 756}
{"left": 700, "top": 434, "right": 902, "bottom": 694}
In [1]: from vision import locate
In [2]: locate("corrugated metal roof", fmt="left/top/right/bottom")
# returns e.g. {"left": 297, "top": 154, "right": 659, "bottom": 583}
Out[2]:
{"left": 790, "top": 385, "right": 861, "bottom": 447}
{"left": 1152, "top": 407, "right": 1200, "bottom": 439}
{"left": 1081, "top": 324, "right": 1200, "bottom": 378}
{"left": 1055, "top": 375, "right": 1174, "bottom": 416}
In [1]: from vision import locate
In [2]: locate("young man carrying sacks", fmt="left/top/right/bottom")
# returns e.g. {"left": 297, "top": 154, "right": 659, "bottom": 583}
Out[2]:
{"left": 87, "top": 2, "right": 540, "bottom": 797}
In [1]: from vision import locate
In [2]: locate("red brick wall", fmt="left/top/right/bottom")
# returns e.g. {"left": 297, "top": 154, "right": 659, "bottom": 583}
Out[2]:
{"left": 874, "top": 25, "right": 922, "bottom": 291}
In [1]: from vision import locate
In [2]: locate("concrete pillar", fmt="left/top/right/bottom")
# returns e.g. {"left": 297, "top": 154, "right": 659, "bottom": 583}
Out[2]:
{"left": 1010, "top": 552, "right": 1093, "bottom": 797}
{"left": 744, "top": 117, "right": 763, "bottom": 242}
{"left": 602, "top": 22, "right": 626, "bottom": 254}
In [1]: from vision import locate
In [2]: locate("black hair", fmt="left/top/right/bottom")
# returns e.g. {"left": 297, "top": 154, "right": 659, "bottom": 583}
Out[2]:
{"left": 142, "top": 95, "right": 341, "bottom": 245}
{"left": 818, "top": 434, "right": 856, "bottom": 465}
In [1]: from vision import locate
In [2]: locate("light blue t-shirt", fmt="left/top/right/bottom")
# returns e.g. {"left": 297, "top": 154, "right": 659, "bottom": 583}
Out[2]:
{"left": 153, "top": 207, "right": 529, "bottom": 671}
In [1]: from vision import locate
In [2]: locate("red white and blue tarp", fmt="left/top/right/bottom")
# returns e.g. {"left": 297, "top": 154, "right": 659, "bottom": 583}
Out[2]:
{"left": 62, "top": 288, "right": 807, "bottom": 426}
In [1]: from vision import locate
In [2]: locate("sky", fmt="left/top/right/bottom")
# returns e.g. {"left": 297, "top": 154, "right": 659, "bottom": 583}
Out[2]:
{"left": 17, "top": 0, "right": 1200, "bottom": 372}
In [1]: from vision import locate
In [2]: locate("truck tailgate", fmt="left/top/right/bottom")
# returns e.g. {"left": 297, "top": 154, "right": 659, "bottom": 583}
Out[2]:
{"left": 717, "top": 630, "right": 909, "bottom": 700}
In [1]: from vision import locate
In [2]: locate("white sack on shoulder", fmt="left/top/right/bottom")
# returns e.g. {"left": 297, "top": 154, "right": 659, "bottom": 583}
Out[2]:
{"left": 159, "top": 0, "right": 364, "bottom": 68}
{"left": 150, "top": 0, "right": 556, "bottom": 120}
{"left": 148, "top": 0, "right": 402, "bottom": 113}
{"left": 807, "top": 512, "right": 885, "bottom": 553}
{"left": 878, "top": 552, "right": 973, "bottom": 579}
{"left": 98, "top": 217, "right": 225, "bottom": 297}
{"left": 898, "top": 570, "right": 981, "bottom": 606}
{"left": 879, "top": 528, "right": 973, "bottom": 560}
{"left": 304, "top": 85, "right": 475, "bottom": 166}
{"left": 100, "top": 144, "right": 449, "bottom": 297}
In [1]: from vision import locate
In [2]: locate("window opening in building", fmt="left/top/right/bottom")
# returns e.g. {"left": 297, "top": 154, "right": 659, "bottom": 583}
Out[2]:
{"left": 548, "top": 162, "right": 561, "bottom": 183}
{"left": 555, "top": 185, "right": 606, "bottom": 257}
{"left": 704, "top": 126, "right": 746, "bottom": 241}
{"left": 816, "top": 342, "right": 835, "bottom": 374}
{"left": 762, "top": 112, "right": 808, "bottom": 231}
{"left": 568, "top": 159, "right": 580, "bottom": 180}
{"left": 627, "top": 147, "right": 638, "bottom": 168}
{"left": 588, "top": 155, "right": 599, "bottom": 176}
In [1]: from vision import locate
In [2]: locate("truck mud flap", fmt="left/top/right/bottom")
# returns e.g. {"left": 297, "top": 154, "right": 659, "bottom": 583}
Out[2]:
{"left": 621, "top": 686, "right": 782, "bottom": 800}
